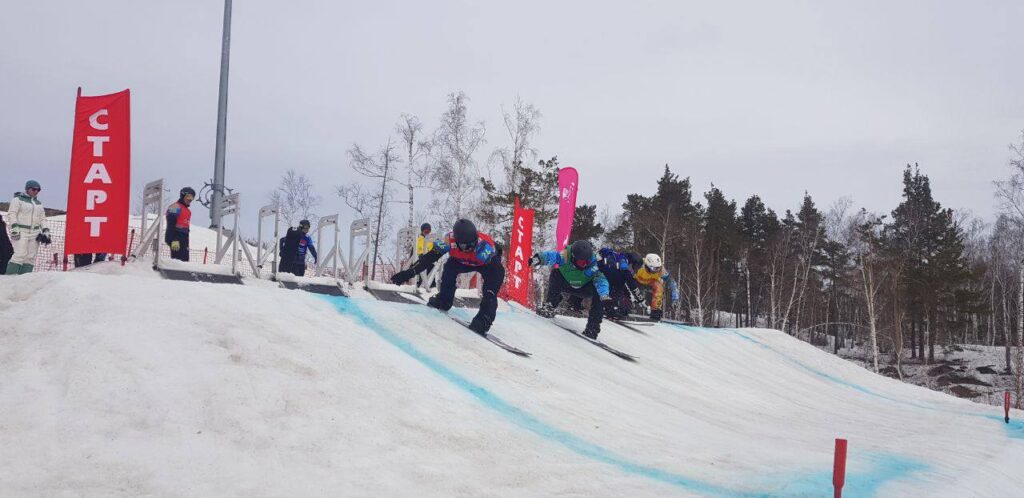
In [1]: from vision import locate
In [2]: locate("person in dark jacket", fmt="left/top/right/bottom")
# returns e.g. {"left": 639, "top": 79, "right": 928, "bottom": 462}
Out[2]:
{"left": 279, "top": 219, "right": 317, "bottom": 277}
{"left": 391, "top": 219, "right": 504, "bottom": 335}
{"left": 0, "top": 213, "right": 13, "bottom": 272}
{"left": 165, "top": 187, "right": 194, "bottom": 262}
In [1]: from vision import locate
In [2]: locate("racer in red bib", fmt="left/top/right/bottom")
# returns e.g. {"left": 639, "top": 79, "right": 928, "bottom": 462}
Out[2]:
{"left": 392, "top": 219, "right": 505, "bottom": 335}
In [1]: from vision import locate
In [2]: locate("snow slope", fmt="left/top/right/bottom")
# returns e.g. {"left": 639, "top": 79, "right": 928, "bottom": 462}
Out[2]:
{"left": 0, "top": 269, "right": 1021, "bottom": 497}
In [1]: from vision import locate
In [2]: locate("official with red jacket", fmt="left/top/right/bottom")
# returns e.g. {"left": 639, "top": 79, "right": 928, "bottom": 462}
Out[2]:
{"left": 165, "top": 187, "right": 194, "bottom": 262}
{"left": 391, "top": 219, "right": 504, "bottom": 335}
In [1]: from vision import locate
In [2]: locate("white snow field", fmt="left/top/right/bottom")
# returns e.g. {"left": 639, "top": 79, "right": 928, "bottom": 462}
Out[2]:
{"left": 1, "top": 269, "right": 1022, "bottom": 497}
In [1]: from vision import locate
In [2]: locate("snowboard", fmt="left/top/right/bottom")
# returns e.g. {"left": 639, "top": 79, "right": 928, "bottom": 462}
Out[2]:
{"left": 547, "top": 316, "right": 637, "bottom": 362}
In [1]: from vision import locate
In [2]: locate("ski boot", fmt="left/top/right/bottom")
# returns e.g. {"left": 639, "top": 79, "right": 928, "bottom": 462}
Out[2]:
{"left": 582, "top": 325, "right": 600, "bottom": 340}
{"left": 427, "top": 295, "right": 447, "bottom": 311}
{"left": 467, "top": 317, "right": 490, "bottom": 337}
{"left": 650, "top": 309, "right": 663, "bottom": 322}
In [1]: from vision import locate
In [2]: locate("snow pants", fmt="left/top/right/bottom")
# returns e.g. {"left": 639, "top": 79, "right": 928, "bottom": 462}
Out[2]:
{"left": 433, "top": 257, "right": 505, "bottom": 333}
{"left": 167, "top": 233, "right": 189, "bottom": 262}
{"left": 6, "top": 235, "right": 39, "bottom": 274}
{"left": 547, "top": 268, "right": 604, "bottom": 332}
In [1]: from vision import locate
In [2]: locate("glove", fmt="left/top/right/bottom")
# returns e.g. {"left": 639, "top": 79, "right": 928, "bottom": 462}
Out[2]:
{"left": 390, "top": 269, "right": 415, "bottom": 285}
{"left": 35, "top": 233, "right": 52, "bottom": 245}
{"left": 529, "top": 253, "right": 543, "bottom": 268}
{"left": 170, "top": 240, "right": 181, "bottom": 251}
{"left": 11, "top": 232, "right": 20, "bottom": 242}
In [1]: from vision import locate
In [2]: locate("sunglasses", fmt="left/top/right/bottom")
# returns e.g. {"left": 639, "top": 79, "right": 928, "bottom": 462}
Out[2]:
{"left": 456, "top": 241, "right": 476, "bottom": 251}
{"left": 28, "top": 187, "right": 40, "bottom": 192}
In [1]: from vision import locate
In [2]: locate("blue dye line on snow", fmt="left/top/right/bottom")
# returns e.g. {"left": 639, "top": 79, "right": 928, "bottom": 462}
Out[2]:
{"left": 669, "top": 323, "right": 1023, "bottom": 440}
{"left": 324, "top": 296, "right": 926, "bottom": 496}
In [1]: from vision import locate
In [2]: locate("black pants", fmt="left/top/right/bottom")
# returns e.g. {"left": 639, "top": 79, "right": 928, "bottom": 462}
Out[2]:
{"left": 168, "top": 234, "right": 189, "bottom": 262}
{"left": 433, "top": 257, "right": 505, "bottom": 333}
{"left": 547, "top": 268, "right": 604, "bottom": 331}
{"left": 291, "top": 263, "right": 305, "bottom": 277}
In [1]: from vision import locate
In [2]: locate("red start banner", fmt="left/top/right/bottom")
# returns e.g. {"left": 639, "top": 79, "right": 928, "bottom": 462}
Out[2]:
{"left": 65, "top": 88, "right": 131, "bottom": 255}
{"left": 501, "top": 198, "right": 534, "bottom": 307}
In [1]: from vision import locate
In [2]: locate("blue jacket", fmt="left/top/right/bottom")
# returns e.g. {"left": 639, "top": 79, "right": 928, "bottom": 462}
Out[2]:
{"left": 538, "top": 250, "right": 609, "bottom": 297}
{"left": 297, "top": 234, "right": 317, "bottom": 262}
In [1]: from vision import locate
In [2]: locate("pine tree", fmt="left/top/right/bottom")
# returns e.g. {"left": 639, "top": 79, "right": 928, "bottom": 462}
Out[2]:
{"left": 570, "top": 204, "right": 605, "bottom": 245}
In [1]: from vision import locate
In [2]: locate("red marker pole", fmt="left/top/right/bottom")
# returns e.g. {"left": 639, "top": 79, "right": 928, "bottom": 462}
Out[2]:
{"left": 1006, "top": 392, "right": 1012, "bottom": 424}
{"left": 833, "top": 438, "right": 848, "bottom": 498}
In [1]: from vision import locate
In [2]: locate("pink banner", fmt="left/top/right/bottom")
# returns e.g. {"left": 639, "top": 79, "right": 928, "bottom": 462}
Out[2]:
{"left": 556, "top": 167, "right": 578, "bottom": 251}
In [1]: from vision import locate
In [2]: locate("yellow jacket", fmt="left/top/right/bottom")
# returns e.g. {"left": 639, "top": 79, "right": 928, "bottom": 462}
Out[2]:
{"left": 416, "top": 235, "right": 434, "bottom": 256}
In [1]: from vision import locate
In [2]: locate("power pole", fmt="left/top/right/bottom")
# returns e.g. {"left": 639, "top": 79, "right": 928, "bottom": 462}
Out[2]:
{"left": 210, "top": 0, "right": 232, "bottom": 227}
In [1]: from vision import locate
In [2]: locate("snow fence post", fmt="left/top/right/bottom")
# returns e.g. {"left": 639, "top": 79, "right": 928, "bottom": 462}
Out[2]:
{"left": 1006, "top": 392, "right": 1012, "bottom": 424}
{"left": 833, "top": 438, "right": 847, "bottom": 498}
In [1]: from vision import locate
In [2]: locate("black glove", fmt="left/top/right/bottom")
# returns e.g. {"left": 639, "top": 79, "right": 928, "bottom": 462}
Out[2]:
{"left": 390, "top": 269, "right": 416, "bottom": 285}
{"left": 36, "top": 233, "right": 52, "bottom": 245}
{"left": 529, "top": 253, "right": 543, "bottom": 268}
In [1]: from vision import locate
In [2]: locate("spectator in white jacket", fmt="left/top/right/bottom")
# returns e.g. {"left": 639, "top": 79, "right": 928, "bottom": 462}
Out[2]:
{"left": 6, "top": 180, "right": 50, "bottom": 275}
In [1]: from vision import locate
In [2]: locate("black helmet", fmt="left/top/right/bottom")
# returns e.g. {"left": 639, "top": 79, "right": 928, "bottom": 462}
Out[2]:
{"left": 569, "top": 240, "right": 594, "bottom": 269}
{"left": 626, "top": 252, "right": 644, "bottom": 267}
{"left": 420, "top": 222, "right": 432, "bottom": 232}
{"left": 452, "top": 219, "right": 478, "bottom": 251}
{"left": 179, "top": 186, "right": 196, "bottom": 198}
{"left": 299, "top": 219, "right": 311, "bottom": 229}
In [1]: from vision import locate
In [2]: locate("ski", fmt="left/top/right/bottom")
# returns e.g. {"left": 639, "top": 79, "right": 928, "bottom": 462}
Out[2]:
{"left": 548, "top": 316, "right": 637, "bottom": 362}
{"left": 424, "top": 304, "right": 531, "bottom": 357}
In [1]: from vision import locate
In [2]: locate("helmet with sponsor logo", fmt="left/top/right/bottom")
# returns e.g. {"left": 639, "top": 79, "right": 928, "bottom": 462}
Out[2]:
{"left": 643, "top": 253, "right": 663, "bottom": 272}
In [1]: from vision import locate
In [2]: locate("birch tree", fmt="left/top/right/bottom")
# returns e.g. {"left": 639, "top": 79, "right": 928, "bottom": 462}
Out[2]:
{"left": 269, "top": 169, "right": 322, "bottom": 227}
{"left": 432, "top": 91, "right": 486, "bottom": 224}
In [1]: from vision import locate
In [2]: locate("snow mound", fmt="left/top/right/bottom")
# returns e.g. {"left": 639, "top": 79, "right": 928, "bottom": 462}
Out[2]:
{"left": 0, "top": 270, "right": 1022, "bottom": 497}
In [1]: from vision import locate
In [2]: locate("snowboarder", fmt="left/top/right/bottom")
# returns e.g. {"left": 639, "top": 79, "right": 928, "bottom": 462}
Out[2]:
{"left": 165, "top": 187, "right": 194, "bottom": 262}
{"left": 390, "top": 219, "right": 504, "bottom": 335}
{"left": 632, "top": 253, "right": 680, "bottom": 321}
{"left": 530, "top": 240, "right": 611, "bottom": 339}
{"left": 597, "top": 248, "right": 645, "bottom": 319}
{"left": 5, "top": 180, "right": 50, "bottom": 275}
{"left": 279, "top": 219, "right": 317, "bottom": 277}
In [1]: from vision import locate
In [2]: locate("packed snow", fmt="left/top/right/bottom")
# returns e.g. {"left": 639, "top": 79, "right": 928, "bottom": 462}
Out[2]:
{"left": 0, "top": 267, "right": 1022, "bottom": 496}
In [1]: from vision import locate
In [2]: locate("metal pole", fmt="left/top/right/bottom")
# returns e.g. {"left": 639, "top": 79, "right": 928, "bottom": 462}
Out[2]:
{"left": 210, "top": 0, "right": 232, "bottom": 228}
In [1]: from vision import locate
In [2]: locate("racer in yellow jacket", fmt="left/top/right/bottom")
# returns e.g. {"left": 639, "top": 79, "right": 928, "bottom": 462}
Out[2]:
{"left": 632, "top": 253, "right": 679, "bottom": 321}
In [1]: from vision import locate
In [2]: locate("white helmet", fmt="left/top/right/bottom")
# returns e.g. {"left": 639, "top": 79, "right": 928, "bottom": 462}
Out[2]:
{"left": 643, "top": 253, "right": 663, "bottom": 271}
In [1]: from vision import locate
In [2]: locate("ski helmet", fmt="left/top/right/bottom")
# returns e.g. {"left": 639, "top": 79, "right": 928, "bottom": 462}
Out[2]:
{"left": 452, "top": 219, "right": 478, "bottom": 251}
{"left": 299, "top": 219, "right": 311, "bottom": 229}
{"left": 25, "top": 180, "right": 41, "bottom": 191}
{"left": 569, "top": 240, "right": 594, "bottom": 269}
{"left": 643, "top": 253, "right": 663, "bottom": 272}
{"left": 420, "top": 222, "right": 432, "bottom": 232}
{"left": 179, "top": 186, "right": 196, "bottom": 198}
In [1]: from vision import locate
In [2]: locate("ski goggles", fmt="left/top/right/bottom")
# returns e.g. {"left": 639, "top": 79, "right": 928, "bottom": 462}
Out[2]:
{"left": 644, "top": 264, "right": 661, "bottom": 273}
{"left": 573, "top": 258, "right": 589, "bottom": 269}
{"left": 456, "top": 240, "right": 477, "bottom": 251}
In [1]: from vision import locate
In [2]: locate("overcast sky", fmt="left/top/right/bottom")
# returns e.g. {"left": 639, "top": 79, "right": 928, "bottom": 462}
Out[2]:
{"left": 2, "top": 1, "right": 1023, "bottom": 237}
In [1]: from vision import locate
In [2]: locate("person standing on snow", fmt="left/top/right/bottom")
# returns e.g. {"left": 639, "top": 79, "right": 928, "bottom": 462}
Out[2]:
{"left": 165, "top": 187, "right": 194, "bottom": 262}
{"left": 632, "top": 253, "right": 680, "bottom": 322}
{"left": 279, "top": 220, "right": 317, "bottom": 277}
{"left": 390, "top": 219, "right": 505, "bottom": 335}
{"left": 5, "top": 180, "right": 50, "bottom": 275}
{"left": 530, "top": 240, "right": 611, "bottom": 339}
{"left": 414, "top": 222, "right": 436, "bottom": 287}
{"left": 0, "top": 213, "right": 13, "bottom": 272}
